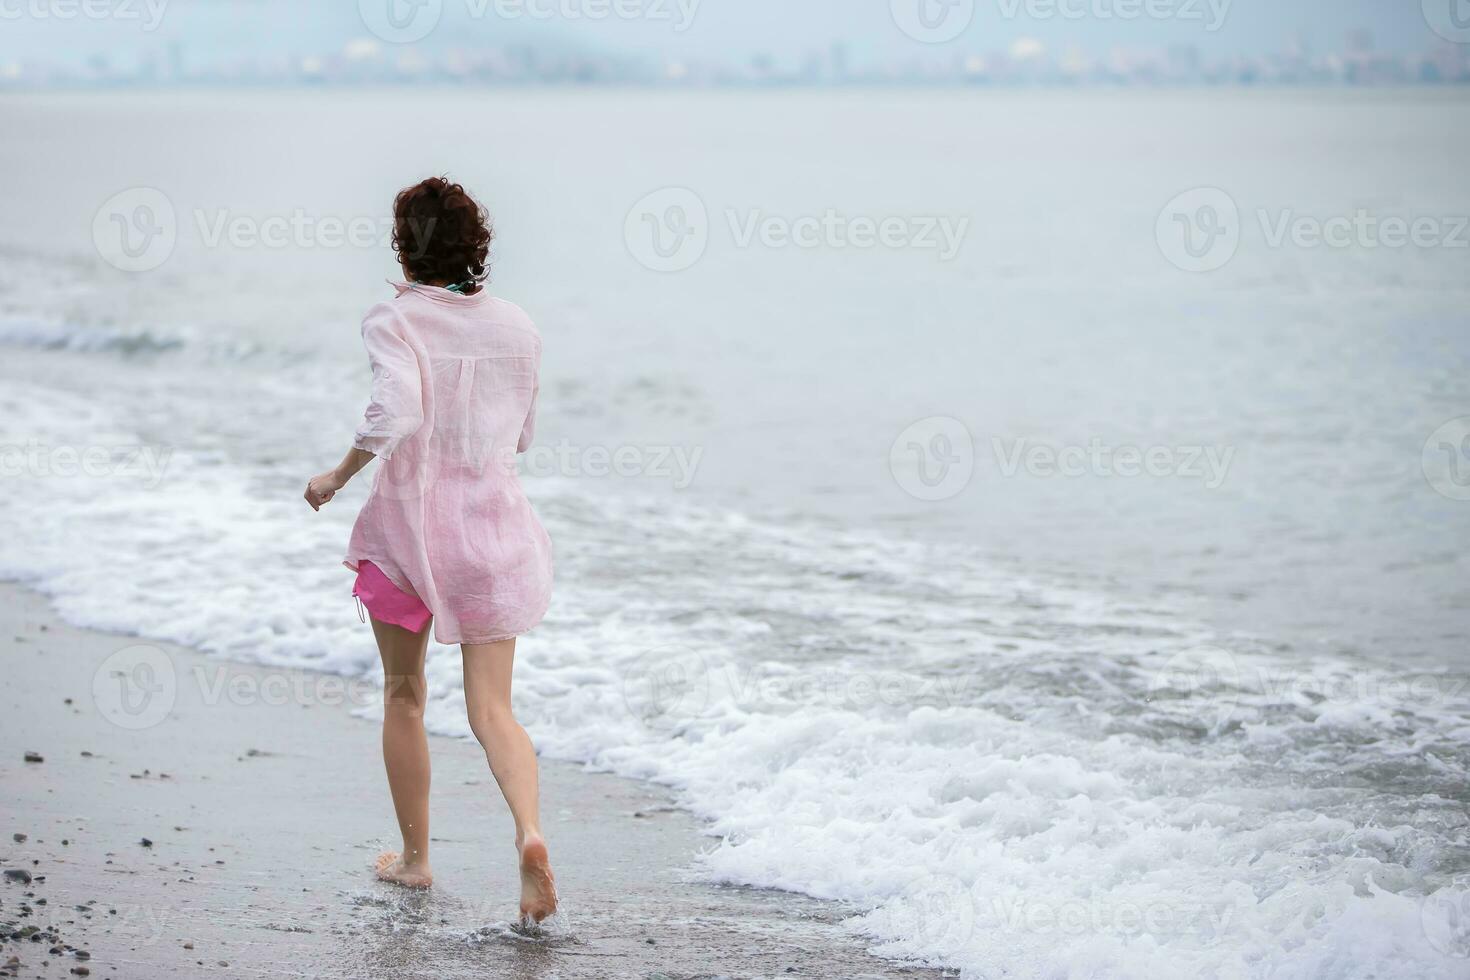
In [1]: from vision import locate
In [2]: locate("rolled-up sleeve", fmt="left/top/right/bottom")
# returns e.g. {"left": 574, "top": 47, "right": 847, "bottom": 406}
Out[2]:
{"left": 353, "top": 305, "right": 424, "bottom": 461}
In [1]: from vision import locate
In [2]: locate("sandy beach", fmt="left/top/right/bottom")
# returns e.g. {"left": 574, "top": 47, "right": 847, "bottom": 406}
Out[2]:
{"left": 0, "top": 583, "right": 947, "bottom": 980}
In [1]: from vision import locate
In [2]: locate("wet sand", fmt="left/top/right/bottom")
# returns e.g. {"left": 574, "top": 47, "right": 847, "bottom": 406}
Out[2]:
{"left": 0, "top": 583, "right": 948, "bottom": 979}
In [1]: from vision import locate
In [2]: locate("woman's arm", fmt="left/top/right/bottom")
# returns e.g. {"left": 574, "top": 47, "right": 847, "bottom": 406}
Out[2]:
{"left": 306, "top": 305, "right": 425, "bottom": 512}
{"left": 303, "top": 447, "right": 375, "bottom": 511}
{"left": 352, "top": 307, "right": 425, "bottom": 460}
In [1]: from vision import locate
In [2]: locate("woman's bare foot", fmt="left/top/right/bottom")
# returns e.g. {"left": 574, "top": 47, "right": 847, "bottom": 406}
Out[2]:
{"left": 517, "top": 835, "right": 557, "bottom": 923}
{"left": 375, "top": 850, "right": 433, "bottom": 889}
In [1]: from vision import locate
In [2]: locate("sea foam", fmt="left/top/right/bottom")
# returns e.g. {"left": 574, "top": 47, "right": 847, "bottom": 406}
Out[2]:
{"left": 2, "top": 379, "right": 1466, "bottom": 980}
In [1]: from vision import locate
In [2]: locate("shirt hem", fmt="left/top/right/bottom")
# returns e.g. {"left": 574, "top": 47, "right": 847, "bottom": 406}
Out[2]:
{"left": 344, "top": 556, "right": 549, "bottom": 646}
{"left": 455, "top": 626, "right": 538, "bottom": 645}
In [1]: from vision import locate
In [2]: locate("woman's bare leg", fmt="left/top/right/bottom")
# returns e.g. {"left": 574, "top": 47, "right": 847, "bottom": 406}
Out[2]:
{"left": 462, "top": 638, "right": 557, "bottom": 922}
{"left": 372, "top": 616, "right": 434, "bottom": 889}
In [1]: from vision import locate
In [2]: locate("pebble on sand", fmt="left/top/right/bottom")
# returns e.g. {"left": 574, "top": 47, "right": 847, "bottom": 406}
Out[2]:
{"left": 22, "top": 753, "right": 42, "bottom": 764}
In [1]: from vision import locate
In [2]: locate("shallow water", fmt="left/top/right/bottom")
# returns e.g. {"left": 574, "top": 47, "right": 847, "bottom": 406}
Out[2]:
{"left": 1, "top": 88, "right": 1468, "bottom": 978}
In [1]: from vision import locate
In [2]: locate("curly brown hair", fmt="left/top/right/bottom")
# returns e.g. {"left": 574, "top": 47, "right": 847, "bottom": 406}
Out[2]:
{"left": 392, "top": 177, "right": 492, "bottom": 294}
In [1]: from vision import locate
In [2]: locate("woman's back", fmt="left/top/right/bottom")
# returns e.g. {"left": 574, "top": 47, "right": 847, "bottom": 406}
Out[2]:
{"left": 361, "top": 284, "right": 541, "bottom": 477}
{"left": 348, "top": 282, "right": 551, "bottom": 646}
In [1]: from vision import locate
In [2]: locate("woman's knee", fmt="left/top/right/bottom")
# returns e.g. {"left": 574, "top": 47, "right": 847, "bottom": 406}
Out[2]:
{"left": 466, "top": 702, "right": 516, "bottom": 745}
{"left": 383, "top": 672, "right": 428, "bottom": 714}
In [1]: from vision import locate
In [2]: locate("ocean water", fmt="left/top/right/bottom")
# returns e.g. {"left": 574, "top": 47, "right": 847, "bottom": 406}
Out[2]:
{"left": 1, "top": 88, "right": 1468, "bottom": 978}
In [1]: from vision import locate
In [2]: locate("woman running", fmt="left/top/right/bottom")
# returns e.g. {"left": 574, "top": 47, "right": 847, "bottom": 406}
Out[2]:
{"left": 304, "top": 176, "right": 556, "bottom": 924}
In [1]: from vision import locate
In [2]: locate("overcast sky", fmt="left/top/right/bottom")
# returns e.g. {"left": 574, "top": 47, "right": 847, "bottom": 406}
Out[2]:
{"left": 0, "top": 0, "right": 1450, "bottom": 70}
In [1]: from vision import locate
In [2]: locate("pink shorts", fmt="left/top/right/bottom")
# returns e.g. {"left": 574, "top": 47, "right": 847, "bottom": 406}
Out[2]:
{"left": 353, "top": 561, "right": 432, "bottom": 633}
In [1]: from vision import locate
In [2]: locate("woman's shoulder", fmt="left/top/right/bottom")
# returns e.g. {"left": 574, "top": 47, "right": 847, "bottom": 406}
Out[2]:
{"left": 360, "top": 297, "right": 413, "bottom": 339}
{"left": 361, "top": 288, "right": 539, "bottom": 351}
{"left": 481, "top": 295, "right": 536, "bottom": 329}
{"left": 476, "top": 295, "right": 541, "bottom": 349}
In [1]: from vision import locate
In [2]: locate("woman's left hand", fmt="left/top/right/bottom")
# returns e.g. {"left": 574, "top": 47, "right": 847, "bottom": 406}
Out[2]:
{"left": 304, "top": 469, "right": 346, "bottom": 511}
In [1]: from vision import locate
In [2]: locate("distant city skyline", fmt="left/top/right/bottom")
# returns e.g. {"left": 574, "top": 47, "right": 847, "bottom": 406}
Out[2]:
{"left": 1, "top": 0, "right": 1466, "bottom": 89}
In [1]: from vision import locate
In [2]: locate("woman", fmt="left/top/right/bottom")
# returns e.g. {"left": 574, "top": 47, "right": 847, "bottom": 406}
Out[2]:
{"left": 303, "top": 177, "right": 557, "bottom": 924}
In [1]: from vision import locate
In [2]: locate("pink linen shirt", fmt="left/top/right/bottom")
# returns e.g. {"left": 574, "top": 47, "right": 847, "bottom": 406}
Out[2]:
{"left": 344, "top": 282, "right": 552, "bottom": 644}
